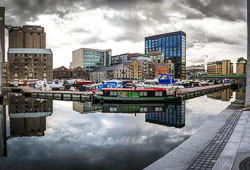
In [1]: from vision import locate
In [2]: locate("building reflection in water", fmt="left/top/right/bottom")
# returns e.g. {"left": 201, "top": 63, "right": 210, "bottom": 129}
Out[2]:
{"left": 0, "top": 104, "right": 7, "bottom": 157}
{"left": 236, "top": 89, "right": 245, "bottom": 99}
{"left": 207, "top": 88, "right": 233, "bottom": 101}
{"left": 8, "top": 93, "right": 53, "bottom": 137}
{"left": 102, "top": 101, "right": 185, "bottom": 128}
{"left": 73, "top": 102, "right": 102, "bottom": 114}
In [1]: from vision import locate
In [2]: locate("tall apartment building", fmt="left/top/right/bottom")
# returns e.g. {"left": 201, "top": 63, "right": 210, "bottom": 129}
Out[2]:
{"left": 222, "top": 60, "right": 233, "bottom": 75}
{"left": 145, "top": 31, "right": 186, "bottom": 79}
{"left": 70, "top": 48, "right": 112, "bottom": 71}
{"left": 236, "top": 57, "right": 247, "bottom": 75}
{"left": 9, "top": 25, "right": 46, "bottom": 48}
{"left": 207, "top": 61, "right": 222, "bottom": 75}
{"left": 8, "top": 48, "right": 53, "bottom": 82}
{"left": 0, "top": 7, "right": 5, "bottom": 62}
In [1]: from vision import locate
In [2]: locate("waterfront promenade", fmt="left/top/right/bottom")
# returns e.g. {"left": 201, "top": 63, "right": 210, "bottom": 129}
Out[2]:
{"left": 144, "top": 95, "right": 249, "bottom": 170}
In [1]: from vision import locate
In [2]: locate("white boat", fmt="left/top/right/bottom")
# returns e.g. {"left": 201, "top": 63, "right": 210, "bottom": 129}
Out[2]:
{"left": 35, "top": 80, "right": 64, "bottom": 91}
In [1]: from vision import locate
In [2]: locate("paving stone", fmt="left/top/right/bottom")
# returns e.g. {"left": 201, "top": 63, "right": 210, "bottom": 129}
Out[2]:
{"left": 144, "top": 158, "right": 187, "bottom": 170}
{"left": 178, "top": 138, "right": 210, "bottom": 152}
{"left": 212, "top": 157, "right": 233, "bottom": 170}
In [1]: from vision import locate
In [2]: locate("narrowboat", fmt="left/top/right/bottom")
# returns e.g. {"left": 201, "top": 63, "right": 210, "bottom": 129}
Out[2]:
{"left": 93, "top": 88, "right": 181, "bottom": 103}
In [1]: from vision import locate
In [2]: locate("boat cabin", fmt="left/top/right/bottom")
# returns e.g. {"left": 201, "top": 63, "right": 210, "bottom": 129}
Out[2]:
{"left": 102, "top": 88, "right": 167, "bottom": 98}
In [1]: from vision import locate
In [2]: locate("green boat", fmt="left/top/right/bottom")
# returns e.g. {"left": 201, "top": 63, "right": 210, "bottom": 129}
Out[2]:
{"left": 93, "top": 88, "right": 181, "bottom": 103}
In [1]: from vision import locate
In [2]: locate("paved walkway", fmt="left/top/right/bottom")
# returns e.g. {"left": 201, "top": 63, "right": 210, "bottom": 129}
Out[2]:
{"left": 144, "top": 95, "right": 248, "bottom": 170}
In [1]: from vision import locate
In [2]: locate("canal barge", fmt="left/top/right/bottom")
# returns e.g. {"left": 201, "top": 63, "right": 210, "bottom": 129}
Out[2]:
{"left": 93, "top": 88, "right": 180, "bottom": 103}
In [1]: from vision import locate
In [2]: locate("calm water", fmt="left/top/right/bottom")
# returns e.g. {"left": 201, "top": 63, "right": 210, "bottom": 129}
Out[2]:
{"left": 0, "top": 88, "right": 241, "bottom": 170}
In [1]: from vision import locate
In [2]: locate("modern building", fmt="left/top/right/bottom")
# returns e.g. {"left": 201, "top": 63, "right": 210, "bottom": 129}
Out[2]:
{"left": 145, "top": 101, "right": 185, "bottom": 128}
{"left": 145, "top": 31, "right": 186, "bottom": 79}
{"left": 236, "top": 57, "right": 247, "bottom": 75}
{"left": 70, "top": 48, "right": 112, "bottom": 71}
{"left": 207, "top": 61, "right": 222, "bottom": 75}
{"left": 8, "top": 48, "right": 53, "bottom": 82}
{"left": 222, "top": 60, "right": 233, "bottom": 75}
{"left": 0, "top": 7, "right": 5, "bottom": 62}
{"left": 9, "top": 25, "right": 46, "bottom": 49}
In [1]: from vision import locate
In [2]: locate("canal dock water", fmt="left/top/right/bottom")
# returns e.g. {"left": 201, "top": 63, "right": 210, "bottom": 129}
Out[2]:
{"left": 144, "top": 95, "right": 249, "bottom": 170}
{"left": 3, "top": 83, "right": 231, "bottom": 102}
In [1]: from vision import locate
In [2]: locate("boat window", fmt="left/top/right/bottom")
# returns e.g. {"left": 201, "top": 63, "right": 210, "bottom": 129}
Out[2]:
{"left": 140, "top": 107, "right": 147, "bottom": 112}
{"left": 155, "top": 91, "right": 163, "bottom": 96}
{"left": 140, "top": 91, "right": 147, "bottom": 96}
{"left": 110, "top": 91, "right": 117, "bottom": 96}
{"left": 110, "top": 107, "right": 117, "bottom": 112}
{"left": 155, "top": 107, "right": 163, "bottom": 112}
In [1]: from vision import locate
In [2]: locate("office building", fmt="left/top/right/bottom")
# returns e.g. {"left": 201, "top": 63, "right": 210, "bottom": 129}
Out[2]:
{"left": 70, "top": 48, "right": 112, "bottom": 71}
{"left": 145, "top": 31, "right": 186, "bottom": 79}
{"left": 9, "top": 25, "right": 46, "bottom": 48}
{"left": 145, "top": 101, "right": 185, "bottom": 128}
{"left": 8, "top": 48, "right": 53, "bottom": 82}
{"left": 222, "top": 60, "right": 233, "bottom": 75}
{"left": 207, "top": 61, "right": 222, "bottom": 75}
{"left": 236, "top": 57, "right": 247, "bottom": 75}
{"left": 0, "top": 7, "right": 5, "bottom": 62}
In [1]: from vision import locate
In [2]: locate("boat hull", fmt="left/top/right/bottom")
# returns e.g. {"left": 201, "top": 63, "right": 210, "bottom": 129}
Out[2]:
{"left": 93, "top": 95, "right": 181, "bottom": 103}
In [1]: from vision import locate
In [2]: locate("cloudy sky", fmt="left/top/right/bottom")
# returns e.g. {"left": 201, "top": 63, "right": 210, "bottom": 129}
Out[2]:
{"left": 1, "top": 0, "right": 247, "bottom": 68}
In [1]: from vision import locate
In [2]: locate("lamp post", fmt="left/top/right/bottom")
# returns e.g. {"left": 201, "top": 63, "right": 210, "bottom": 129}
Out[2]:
{"left": 246, "top": 0, "right": 250, "bottom": 107}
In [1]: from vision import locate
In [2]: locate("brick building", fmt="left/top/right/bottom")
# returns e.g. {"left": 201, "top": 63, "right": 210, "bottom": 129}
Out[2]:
{"left": 8, "top": 48, "right": 53, "bottom": 82}
{"left": 71, "top": 66, "right": 89, "bottom": 80}
{"left": 53, "top": 66, "right": 71, "bottom": 79}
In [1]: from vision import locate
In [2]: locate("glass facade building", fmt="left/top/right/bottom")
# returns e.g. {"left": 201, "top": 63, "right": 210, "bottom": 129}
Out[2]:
{"left": 145, "top": 31, "right": 186, "bottom": 79}
{"left": 71, "top": 48, "right": 112, "bottom": 71}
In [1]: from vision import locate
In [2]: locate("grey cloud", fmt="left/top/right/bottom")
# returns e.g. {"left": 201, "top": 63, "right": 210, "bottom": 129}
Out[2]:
{"left": 4, "top": 0, "right": 164, "bottom": 25}
{"left": 184, "top": 0, "right": 246, "bottom": 22}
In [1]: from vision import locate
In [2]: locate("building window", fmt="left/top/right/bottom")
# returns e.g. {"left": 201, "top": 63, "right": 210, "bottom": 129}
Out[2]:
{"left": 110, "top": 91, "right": 117, "bottom": 96}
{"left": 110, "top": 107, "right": 117, "bottom": 112}
{"left": 140, "top": 107, "right": 148, "bottom": 112}
{"left": 155, "top": 107, "right": 163, "bottom": 112}
{"left": 155, "top": 91, "right": 163, "bottom": 96}
{"left": 140, "top": 91, "right": 147, "bottom": 96}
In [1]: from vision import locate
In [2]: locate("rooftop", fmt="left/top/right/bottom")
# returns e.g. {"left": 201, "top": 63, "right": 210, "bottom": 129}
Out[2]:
{"left": 8, "top": 48, "right": 52, "bottom": 54}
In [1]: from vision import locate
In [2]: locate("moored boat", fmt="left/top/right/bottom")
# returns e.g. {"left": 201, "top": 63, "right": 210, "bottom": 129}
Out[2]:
{"left": 93, "top": 88, "right": 181, "bottom": 103}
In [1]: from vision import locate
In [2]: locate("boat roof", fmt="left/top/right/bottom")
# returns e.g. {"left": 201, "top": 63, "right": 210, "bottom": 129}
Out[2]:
{"left": 102, "top": 88, "right": 166, "bottom": 91}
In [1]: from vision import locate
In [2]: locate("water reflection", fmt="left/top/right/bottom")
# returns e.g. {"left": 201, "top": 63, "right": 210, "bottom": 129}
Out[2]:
{"left": 8, "top": 94, "right": 52, "bottom": 137}
{"left": 0, "top": 105, "right": 7, "bottom": 157}
{"left": 73, "top": 101, "right": 102, "bottom": 114}
{"left": 0, "top": 89, "right": 242, "bottom": 170}
{"left": 102, "top": 101, "right": 185, "bottom": 128}
{"left": 207, "top": 88, "right": 233, "bottom": 101}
